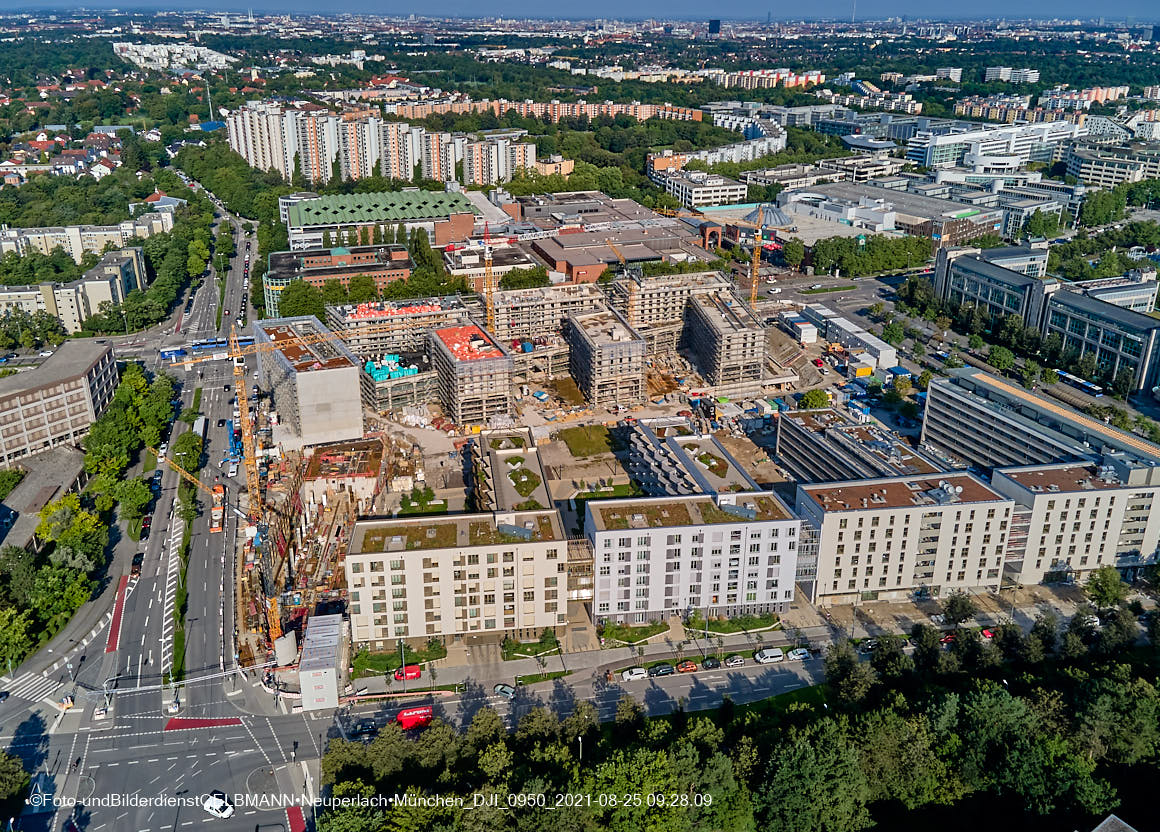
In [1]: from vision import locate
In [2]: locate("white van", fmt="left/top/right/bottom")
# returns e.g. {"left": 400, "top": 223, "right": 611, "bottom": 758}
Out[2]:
{"left": 754, "top": 648, "right": 785, "bottom": 664}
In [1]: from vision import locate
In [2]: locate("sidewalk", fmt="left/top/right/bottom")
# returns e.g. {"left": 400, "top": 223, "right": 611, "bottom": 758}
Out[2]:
{"left": 343, "top": 589, "right": 1099, "bottom": 694}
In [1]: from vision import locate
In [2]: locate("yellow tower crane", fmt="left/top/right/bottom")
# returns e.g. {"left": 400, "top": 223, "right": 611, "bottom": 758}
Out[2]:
{"left": 483, "top": 222, "right": 497, "bottom": 333}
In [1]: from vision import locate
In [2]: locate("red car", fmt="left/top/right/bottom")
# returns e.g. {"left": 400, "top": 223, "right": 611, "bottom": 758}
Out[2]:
{"left": 394, "top": 664, "right": 421, "bottom": 681}
{"left": 939, "top": 632, "right": 957, "bottom": 645}
{"left": 141, "top": 515, "right": 152, "bottom": 529}
{"left": 676, "top": 660, "right": 697, "bottom": 673}
{"left": 981, "top": 628, "right": 995, "bottom": 640}
{"left": 813, "top": 358, "right": 825, "bottom": 367}
{"left": 396, "top": 706, "right": 433, "bottom": 730}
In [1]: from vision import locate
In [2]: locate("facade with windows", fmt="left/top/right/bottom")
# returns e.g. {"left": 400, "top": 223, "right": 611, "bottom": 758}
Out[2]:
{"left": 585, "top": 493, "right": 800, "bottom": 624}
{"left": 991, "top": 459, "right": 1160, "bottom": 585}
{"left": 797, "top": 473, "right": 1013, "bottom": 605}
{"left": 1042, "top": 290, "right": 1160, "bottom": 393}
{"left": 345, "top": 510, "right": 569, "bottom": 647}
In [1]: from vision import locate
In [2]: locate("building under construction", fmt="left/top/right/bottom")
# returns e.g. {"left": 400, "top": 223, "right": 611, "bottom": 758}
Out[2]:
{"left": 566, "top": 308, "right": 647, "bottom": 407}
{"left": 429, "top": 322, "right": 513, "bottom": 427}
{"left": 605, "top": 270, "right": 736, "bottom": 353}
{"left": 491, "top": 283, "right": 606, "bottom": 341}
{"left": 471, "top": 428, "right": 551, "bottom": 512}
{"left": 685, "top": 291, "right": 767, "bottom": 394}
{"left": 326, "top": 297, "right": 471, "bottom": 356}
{"left": 255, "top": 316, "right": 364, "bottom": 449}
{"left": 359, "top": 351, "right": 438, "bottom": 413}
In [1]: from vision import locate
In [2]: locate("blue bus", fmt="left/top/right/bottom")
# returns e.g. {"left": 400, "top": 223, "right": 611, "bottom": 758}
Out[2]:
{"left": 161, "top": 348, "right": 188, "bottom": 361}
{"left": 189, "top": 336, "right": 253, "bottom": 352}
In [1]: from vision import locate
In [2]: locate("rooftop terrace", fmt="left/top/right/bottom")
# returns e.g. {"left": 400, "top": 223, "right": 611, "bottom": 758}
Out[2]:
{"left": 351, "top": 510, "right": 562, "bottom": 553}
{"left": 801, "top": 473, "right": 1004, "bottom": 513}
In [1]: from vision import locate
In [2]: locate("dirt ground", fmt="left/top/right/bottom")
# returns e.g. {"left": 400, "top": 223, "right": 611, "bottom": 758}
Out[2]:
{"left": 647, "top": 368, "right": 680, "bottom": 397}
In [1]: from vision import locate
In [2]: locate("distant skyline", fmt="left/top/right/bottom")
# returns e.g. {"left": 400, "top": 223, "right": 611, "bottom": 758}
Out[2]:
{"left": 1, "top": 2, "right": 1159, "bottom": 23}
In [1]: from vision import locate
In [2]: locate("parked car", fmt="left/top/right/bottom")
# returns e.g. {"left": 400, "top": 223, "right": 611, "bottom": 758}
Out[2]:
{"left": 394, "top": 664, "right": 422, "bottom": 681}
{"left": 701, "top": 656, "right": 721, "bottom": 670}
{"left": 939, "top": 632, "right": 957, "bottom": 645}
{"left": 227, "top": 463, "right": 239, "bottom": 478}
{"left": 141, "top": 515, "right": 152, "bottom": 530}
{"left": 754, "top": 648, "right": 784, "bottom": 664}
{"left": 202, "top": 791, "right": 234, "bottom": 819}
{"left": 786, "top": 648, "right": 811, "bottom": 662}
{"left": 676, "top": 660, "right": 697, "bottom": 673}
{"left": 621, "top": 667, "right": 647, "bottom": 682}
{"left": 724, "top": 654, "right": 745, "bottom": 668}
{"left": 857, "top": 639, "right": 878, "bottom": 655}
{"left": 981, "top": 628, "right": 995, "bottom": 640}
{"left": 647, "top": 663, "right": 675, "bottom": 678}
{"left": 131, "top": 553, "right": 144, "bottom": 578}
{"left": 813, "top": 358, "right": 824, "bottom": 367}
{"left": 493, "top": 683, "right": 516, "bottom": 700}
{"left": 39, "top": 350, "right": 54, "bottom": 358}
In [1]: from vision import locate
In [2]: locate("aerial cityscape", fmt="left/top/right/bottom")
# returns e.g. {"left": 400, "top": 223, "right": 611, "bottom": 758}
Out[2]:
{"left": 0, "top": 8, "right": 1159, "bottom": 832}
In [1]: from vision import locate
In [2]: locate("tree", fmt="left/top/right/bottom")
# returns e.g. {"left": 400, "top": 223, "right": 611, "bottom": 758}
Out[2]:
{"left": 915, "top": 369, "right": 934, "bottom": 391}
{"left": 1022, "top": 359, "right": 1041, "bottom": 389}
{"left": 347, "top": 274, "right": 379, "bottom": 304}
{"left": 798, "top": 389, "right": 830, "bottom": 410}
{"left": 1085, "top": 565, "right": 1129, "bottom": 609}
{"left": 987, "top": 345, "right": 1015, "bottom": 372}
{"left": 277, "top": 280, "right": 326, "bottom": 320}
{"left": 893, "top": 375, "right": 912, "bottom": 397}
{"left": 498, "top": 266, "right": 550, "bottom": 290}
{"left": 1024, "top": 209, "right": 1059, "bottom": 239}
{"left": 115, "top": 478, "right": 153, "bottom": 521}
{"left": 823, "top": 641, "right": 877, "bottom": 705}
{"left": 756, "top": 719, "right": 871, "bottom": 832}
{"left": 1111, "top": 367, "right": 1135, "bottom": 399}
{"left": 868, "top": 301, "right": 886, "bottom": 320}
{"left": 968, "top": 334, "right": 984, "bottom": 351}
{"left": 320, "top": 279, "right": 349, "bottom": 306}
{"left": 0, "top": 607, "right": 33, "bottom": 670}
{"left": 881, "top": 322, "right": 904, "bottom": 345}
{"left": 1041, "top": 367, "right": 1059, "bottom": 386}
{"left": 0, "top": 749, "right": 29, "bottom": 808}
{"left": 943, "top": 590, "right": 977, "bottom": 627}
{"left": 782, "top": 238, "right": 805, "bottom": 270}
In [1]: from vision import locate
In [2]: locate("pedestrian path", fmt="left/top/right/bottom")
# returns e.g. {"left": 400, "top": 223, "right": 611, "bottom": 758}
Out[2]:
{"left": 159, "top": 515, "right": 183, "bottom": 675}
{"left": 0, "top": 671, "right": 63, "bottom": 703}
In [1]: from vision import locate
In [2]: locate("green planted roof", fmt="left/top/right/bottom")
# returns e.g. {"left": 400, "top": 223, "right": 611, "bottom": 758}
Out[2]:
{"left": 287, "top": 191, "right": 480, "bottom": 228}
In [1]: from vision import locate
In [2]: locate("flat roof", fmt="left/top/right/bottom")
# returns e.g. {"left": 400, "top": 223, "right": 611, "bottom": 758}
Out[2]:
{"left": 1049, "top": 287, "right": 1160, "bottom": 333}
{"left": 998, "top": 463, "right": 1132, "bottom": 494}
{"left": 299, "top": 613, "right": 343, "bottom": 672}
{"left": 948, "top": 368, "right": 1160, "bottom": 462}
{"left": 0, "top": 446, "right": 86, "bottom": 550}
{"left": 0, "top": 339, "right": 111, "bottom": 398}
{"left": 590, "top": 492, "right": 793, "bottom": 531}
{"left": 690, "top": 292, "right": 762, "bottom": 333}
{"left": 804, "top": 181, "right": 1004, "bottom": 221}
{"left": 329, "top": 296, "right": 466, "bottom": 322}
{"left": 287, "top": 190, "right": 478, "bottom": 228}
{"left": 256, "top": 318, "right": 357, "bottom": 372}
{"left": 433, "top": 324, "right": 505, "bottom": 362}
{"left": 951, "top": 254, "right": 1042, "bottom": 288}
{"left": 801, "top": 472, "right": 1004, "bottom": 513}
{"left": 349, "top": 510, "right": 562, "bottom": 552}
{"left": 571, "top": 309, "right": 641, "bottom": 346}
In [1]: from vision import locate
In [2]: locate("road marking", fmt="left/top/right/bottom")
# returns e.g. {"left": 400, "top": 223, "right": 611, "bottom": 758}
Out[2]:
{"left": 0, "top": 672, "right": 62, "bottom": 702}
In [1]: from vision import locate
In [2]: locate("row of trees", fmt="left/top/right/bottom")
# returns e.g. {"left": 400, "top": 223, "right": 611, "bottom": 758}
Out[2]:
{"left": 808, "top": 234, "right": 933, "bottom": 278}
{"left": 316, "top": 595, "right": 1160, "bottom": 832}
{"left": 0, "top": 308, "right": 66, "bottom": 351}
{"left": 0, "top": 248, "right": 99, "bottom": 287}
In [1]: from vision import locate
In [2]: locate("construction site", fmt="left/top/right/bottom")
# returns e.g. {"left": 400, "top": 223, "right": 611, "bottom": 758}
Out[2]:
{"left": 172, "top": 199, "right": 832, "bottom": 669}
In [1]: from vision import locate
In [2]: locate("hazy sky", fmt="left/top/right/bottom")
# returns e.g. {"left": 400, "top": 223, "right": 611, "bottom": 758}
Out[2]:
{"left": 4, "top": 1, "right": 1160, "bottom": 22}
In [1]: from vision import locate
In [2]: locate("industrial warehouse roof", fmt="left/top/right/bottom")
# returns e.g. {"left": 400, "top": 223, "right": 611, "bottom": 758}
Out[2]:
{"left": 286, "top": 191, "right": 479, "bottom": 228}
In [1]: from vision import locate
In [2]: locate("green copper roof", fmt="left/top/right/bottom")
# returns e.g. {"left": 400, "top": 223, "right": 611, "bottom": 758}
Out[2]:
{"left": 287, "top": 191, "right": 480, "bottom": 228}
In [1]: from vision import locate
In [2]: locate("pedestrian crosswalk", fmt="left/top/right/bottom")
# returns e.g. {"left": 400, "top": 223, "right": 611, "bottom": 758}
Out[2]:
{"left": 0, "top": 672, "right": 63, "bottom": 702}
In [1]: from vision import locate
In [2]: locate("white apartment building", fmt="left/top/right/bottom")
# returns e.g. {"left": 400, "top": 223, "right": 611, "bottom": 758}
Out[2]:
{"left": 462, "top": 139, "right": 537, "bottom": 186}
{"left": 585, "top": 493, "right": 800, "bottom": 624}
{"left": 0, "top": 215, "right": 173, "bottom": 264}
{"left": 990, "top": 459, "right": 1160, "bottom": 584}
{"left": 226, "top": 100, "right": 296, "bottom": 179}
{"left": 984, "top": 67, "right": 1041, "bottom": 83}
{"left": 345, "top": 509, "right": 569, "bottom": 647}
{"left": 797, "top": 473, "right": 1013, "bottom": 605}
{"left": 906, "top": 121, "right": 1086, "bottom": 169}
{"left": 421, "top": 131, "right": 459, "bottom": 182}
{"left": 660, "top": 171, "right": 748, "bottom": 208}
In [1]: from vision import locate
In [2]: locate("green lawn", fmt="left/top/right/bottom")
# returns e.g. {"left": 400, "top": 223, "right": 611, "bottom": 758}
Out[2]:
{"left": 352, "top": 640, "right": 448, "bottom": 679}
{"left": 515, "top": 670, "right": 571, "bottom": 685}
{"left": 191, "top": 386, "right": 202, "bottom": 415}
{"left": 801, "top": 286, "right": 854, "bottom": 295}
{"left": 601, "top": 620, "right": 669, "bottom": 645}
{"left": 687, "top": 612, "right": 781, "bottom": 634}
{"left": 734, "top": 683, "right": 829, "bottom": 718}
{"left": 143, "top": 449, "right": 157, "bottom": 474}
{"left": 502, "top": 632, "right": 559, "bottom": 661}
{"left": 557, "top": 424, "right": 613, "bottom": 457}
